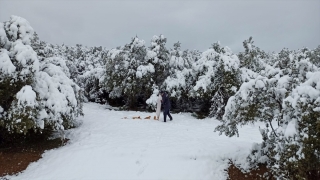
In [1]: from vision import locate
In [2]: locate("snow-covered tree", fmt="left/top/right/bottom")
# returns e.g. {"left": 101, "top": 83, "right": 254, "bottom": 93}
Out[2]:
{"left": 238, "top": 37, "right": 266, "bottom": 73}
{"left": 146, "top": 35, "right": 170, "bottom": 86}
{"left": 246, "top": 70, "right": 320, "bottom": 179}
{"left": 169, "top": 42, "right": 193, "bottom": 73}
{"left": 34, "top": 58, "right": 83, "bottom": 131}
{"left": 105, "top": 46, "right": 126, "bottom": 99}
{"left": 0, "top": 16, "right": 83, "bottom": 137}
{"left": 105, "top": 37, "right": 152, "bottom": 109}
{"left": 33, "top": 40, "right": 109, "bottom": 103}
{"left": 208, "top": 44, "right": 241, "bottom": 120}
{"left": 158, "top": 42, "right": 196, "bottom": 112}
{"left": 0, "top": 16, "right": 39, "bottom": 131}
{"left": 189, "top": 42, "right": 240, "bottom": 115}
{"left": 307, "top": 45, "right": 320, "bottom": 68}
{"left": 162, "top": 67, "right": 195, "bottom": 112}
{"left": 191, "top": 46, "right": 218, "bottom": 100}
{"left": 270, "top": 71, "right": 320, "bottom": 179}
{"left": 123, "top": 37, "right": 151, "bottom": 108}
{"left": 215, "top": 75, "right": 285, "bottom": 137}
{"left": 216, "top": 45, "right": 320, "bottom": 179}
{"left": 30, "top": 32, "right": 55, "bottom": 61}
{"left": 76, "top": 46, "right": 107, "bottom": 102}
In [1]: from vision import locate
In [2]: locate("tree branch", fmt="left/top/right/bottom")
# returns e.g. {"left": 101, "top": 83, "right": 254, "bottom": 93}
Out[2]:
{"left": 268, "top": 118, "right": 278, "bottom": 137}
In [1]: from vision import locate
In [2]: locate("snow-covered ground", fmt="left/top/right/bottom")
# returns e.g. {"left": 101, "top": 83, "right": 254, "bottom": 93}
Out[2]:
{"left": 7, "top": 103, "right": 263, "bottom": 180}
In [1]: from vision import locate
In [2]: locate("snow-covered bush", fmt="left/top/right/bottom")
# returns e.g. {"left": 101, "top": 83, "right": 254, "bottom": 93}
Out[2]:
{"left": 207, "top": 44, "right": 241, "bottom": 120}
{"left": 30, "top": 32, "right": 55, "bottom": 61}
{"left": 5, "top": 85, "right": 39, "bottom": 134}
{"left": 216, "top": 45, "right": 320, "bottom": 179}
{"left": 246, "top": 71, "right": 320, "bottom": 179}
{"left": 169, "top": 42, "right": 193, "bottom": 73}
{"left": 270, "top": 71, "right": 320, "bottom": 179}
{"left": 307, "top": 45, "right": 320, "bottom": 68}
{"left": 31, "top": 34, "right": 108, "bottom": 103}
{"left": 105, "top": 37, "right": 153, "bottom": 109}
{"left": 0, "top": 16, "right": 83, "bottom": 137}
{"left": 0, "top": 16, "right": 39, "bottom": 134}
{"left": 238, "top": 37, "right": 267, "bottom": 73}
{"left": 215, "top": 75, "right": 285, "bottom": 137}
{"left": 75, "top": 46, "right": 107, "bottom": 102}
{"left": 146, "top": 35, "right": 170, "bottom": 86}
{"left": 159, "top": 43, "right": 196, "bottom": 112}
{"left": 145, "top": 85, "right": 161, "bottom": 110}
{"left": 34, "top": 59, "right": 83, "bottom": 131}
{"left": 105, "top": 47, "right": 124, "bottom": 99}
{"left": 190, "top": 42, "right": 241, "bottom": 116}
{"left": 160, "top": 67, "right": 195, "bottom": 112}
{"left": 3, "top": 16, "right": 34, "bottom": 45}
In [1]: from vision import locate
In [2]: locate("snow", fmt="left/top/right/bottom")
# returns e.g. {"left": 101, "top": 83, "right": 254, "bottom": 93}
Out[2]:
{"left": 5, "top": 15, "right": 34, "bottom": 45}
{"left": 220, "top": 50, "right": 239, "bottom": 72}
{"left": 0, "top": 49, "right": 16, "bottom": 75}
{"left": 285, "top": 71, "right": 320, "bottom": 109}
{"left": 33, "top": 61, "right": 80, "bottom": 129}
{"left": 192, "top": 49, "right": 217, "bottom": 92}
{"left": 108, "top": 49, "right": 122, "bottom": 60}
{"left": 254, "top": 79, "right": 265, "bottom": 89}
{"left": 164, "top": 69, "right": 189, "bottom": 95}
{"left": 169, "top": 56, "right": 185, "bottom": 70}
{"left": 146, "top": 50, "right": 157, "bottom": 60}
{"left": 0, "top": 22, "right": 9, "bottom": 49}
{"left": 247, "top": 43, "right": 252, "bottom": 51}
{"left": 284, "top": 119, "right": 297, "bottom": 138}
{"left": 131, "top": 37, "right": 145, "bottom": 49}
{"left": 16, "top": 85, "right": 37, "bottom": 107}
{"left": 136, "top": 63, "right": 155, "bottom": 78}
{"left": 12, "top": 40, "right": 39, "bottom": 75}
{"left": 146, "top": 89, "right": 160, "bottom": 108}
{"left": 45, "top": 57, "right": 71, "bottom": 78}
{"left": 240, "top": 68, "right": 258, "bottom": 82}
{"left": 7, "top": 103, "right": 264, "bottom": 180}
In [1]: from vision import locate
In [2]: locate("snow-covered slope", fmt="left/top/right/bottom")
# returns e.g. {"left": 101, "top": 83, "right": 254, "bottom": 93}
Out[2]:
{"left": 7, "top": 103, "right": 263, "bottom": 180}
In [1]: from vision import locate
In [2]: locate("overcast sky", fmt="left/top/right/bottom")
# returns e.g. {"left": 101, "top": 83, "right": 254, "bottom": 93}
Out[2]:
{"left": 1, "top": 0, "right": 319, "bottom": 53}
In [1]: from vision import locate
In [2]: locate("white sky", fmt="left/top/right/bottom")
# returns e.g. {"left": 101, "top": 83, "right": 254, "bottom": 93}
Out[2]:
{"left": 1, "top": 0, "right": 319, "bottom": 53}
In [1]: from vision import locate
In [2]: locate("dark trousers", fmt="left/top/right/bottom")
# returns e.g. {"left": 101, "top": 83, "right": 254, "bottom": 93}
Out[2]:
{"left": 163, "top": 107, "right": 172, "bottom": 122}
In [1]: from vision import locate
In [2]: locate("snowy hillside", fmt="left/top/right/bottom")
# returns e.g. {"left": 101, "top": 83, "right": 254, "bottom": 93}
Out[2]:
{"left": 6, "top": 103, "right": 264, "bottom": 180}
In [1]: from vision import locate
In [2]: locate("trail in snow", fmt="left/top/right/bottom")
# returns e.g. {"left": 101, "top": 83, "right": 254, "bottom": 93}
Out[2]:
{"left": 7, "top": 103, "right": 263, "bottom": 180}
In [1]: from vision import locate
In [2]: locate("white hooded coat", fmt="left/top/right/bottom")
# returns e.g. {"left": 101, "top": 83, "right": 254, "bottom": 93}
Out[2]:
{"left": 156, "top": 94, "right": 162, "bottom": 118}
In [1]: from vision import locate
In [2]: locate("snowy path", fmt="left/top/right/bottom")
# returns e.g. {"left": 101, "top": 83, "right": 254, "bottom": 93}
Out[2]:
{"left": 8, "top": 103, "right": 263, "bottom": 180}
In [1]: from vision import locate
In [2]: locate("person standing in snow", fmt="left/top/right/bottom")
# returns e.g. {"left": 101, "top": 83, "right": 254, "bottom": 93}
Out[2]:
{"left": 160, "top": 91, "right": 172, "bottom": 122}
{"left": 155, "top": 92, "right": 162, "bottom": 120}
